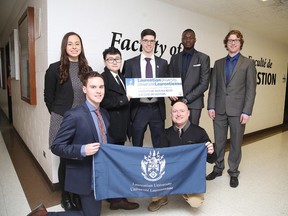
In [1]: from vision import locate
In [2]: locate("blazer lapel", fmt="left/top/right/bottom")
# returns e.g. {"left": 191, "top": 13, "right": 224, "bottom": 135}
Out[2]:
{"left": 82, "top": 103, "right": 99, "bottom": 141}
{"left": 106, "top": 69, "right": 125, "bottom": 94}
{"left": 230, "top": 55, "right": 244, "bottom": 81}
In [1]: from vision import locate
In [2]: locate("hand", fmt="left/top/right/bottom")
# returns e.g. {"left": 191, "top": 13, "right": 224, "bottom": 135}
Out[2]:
{"left": 208, "top": 110, "right": 215, "bottom": 120}
{"left": 205, "top": 142, "right": 214, "bottom": 154}
{"left": 240, "top": 113, "right": 250, "bottom": 124}
{"left": 85, "top": 142, "right": 101, "bottom": 156}
{"left": 169, "top": 96, "right": 178, "bottom": 101}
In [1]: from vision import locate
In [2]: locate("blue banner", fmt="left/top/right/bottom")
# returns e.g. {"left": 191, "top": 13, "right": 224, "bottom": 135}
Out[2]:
{"left": 93, "top": 143, "right": 207, "bottom": 200}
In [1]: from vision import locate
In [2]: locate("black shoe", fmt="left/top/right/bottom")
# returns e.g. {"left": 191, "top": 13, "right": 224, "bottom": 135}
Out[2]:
{"left": 110, "top": 198, "right": 140, "bottom": 210}
{"left": 230, "top": 176, "right": 239, "bottom": 188}
{"left": 72, "top": 193, "right": 82, "bottom": 210}
{"left": 206, "top": 171, "right": 222, "bottom": 180}
{"left": 61, "top": 192, "right": 77, "bottom": 211}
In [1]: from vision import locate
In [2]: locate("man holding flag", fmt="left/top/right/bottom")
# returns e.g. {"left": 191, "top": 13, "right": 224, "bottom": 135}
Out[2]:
{"left": 148, "top": 100, "right": 216, "bottom": 212}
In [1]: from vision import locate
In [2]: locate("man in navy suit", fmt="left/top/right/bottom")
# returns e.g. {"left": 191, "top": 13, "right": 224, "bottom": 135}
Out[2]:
{"left": 27, "top": 72, "right": 108, "bottom": 216}
{"left": 122, "top": 28, "right": 169, "bottom": 148}
{"left": 169, "top": 29, "right": 210, "bottom": 126}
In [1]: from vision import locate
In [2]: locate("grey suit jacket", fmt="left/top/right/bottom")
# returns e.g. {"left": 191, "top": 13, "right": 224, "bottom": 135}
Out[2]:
{"left": 122, "top": 54, "right": 169, "bottom": 121}
{"left": 169, "top": 49, "right": 210, "bottom": 109}
{"left": 208, "top": 54, "right": 257, "bottom": 116}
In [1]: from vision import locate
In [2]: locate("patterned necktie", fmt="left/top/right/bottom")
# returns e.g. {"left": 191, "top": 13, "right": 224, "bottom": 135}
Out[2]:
{"left": 116, "top": 75, "right": 125, "bottom": 91}
{"left": 94, "top": 109, "right": 107, "bottom": 143}
{"left": 145, "top": 58, "right": 153, "bottom": 78}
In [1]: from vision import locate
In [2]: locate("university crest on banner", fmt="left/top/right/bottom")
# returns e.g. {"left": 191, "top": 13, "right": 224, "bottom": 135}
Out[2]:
{"left": 93, "top": 143, "right": 207, "bottom": 200}
{"left": 141, "top": 150, "right": 166, "bottom": 181}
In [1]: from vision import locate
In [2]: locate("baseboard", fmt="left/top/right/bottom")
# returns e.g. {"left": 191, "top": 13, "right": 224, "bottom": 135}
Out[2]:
{"left": 12, "top": 127, "right": 60, "bottom": 191}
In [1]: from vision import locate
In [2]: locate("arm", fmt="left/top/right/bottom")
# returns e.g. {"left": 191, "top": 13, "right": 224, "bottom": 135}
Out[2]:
{"left": 51, "top": 112, "right": 82, "bottom": 159}
{"left": 44, "top": 64, "right": 58, "bottom": 113}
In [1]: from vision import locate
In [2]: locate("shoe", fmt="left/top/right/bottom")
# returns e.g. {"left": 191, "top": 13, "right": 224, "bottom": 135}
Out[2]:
{"left": 61, "top": 191, "right": 77, "bottom": 211}
{"left": 148, "top": 196, "right": 168, "bottom": 212}
{"left": 27, "top": 204, "right": 47, "bottom": 216}
{"left": 72, "top": 193, "right": 82, "bottom": 210}
{"left": 230, "top": 176, "right": 239, "bottom": 188}
{"left": 206, "top": 171, "right": 222, "bottom": 180}
{"left": 110, "top": 198, "right": 139, "bottom": 210}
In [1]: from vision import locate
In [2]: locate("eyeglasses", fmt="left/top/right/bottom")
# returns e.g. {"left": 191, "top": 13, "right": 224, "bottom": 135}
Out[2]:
{"left": 227, "top": 39, "right": 240, "bottom": 44}
{"left": 142, "top": 39, "right": 156, "bottom": 44}
{"left": 106, "top": 58, "right": 122, "bottom": 64}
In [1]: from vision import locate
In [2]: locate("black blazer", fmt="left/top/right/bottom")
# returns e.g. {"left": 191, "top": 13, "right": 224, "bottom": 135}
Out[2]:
{"left": 44, "top": 61, "right": 92, "bottom": 115}
{"left": 122, "top": 55, "right": 169, "bottom": 121}
{"left": 101, "top": 67, "right": 130, "bottom": 143}
{"left": 51, "top": 102, "right": 109, "bottom": 195}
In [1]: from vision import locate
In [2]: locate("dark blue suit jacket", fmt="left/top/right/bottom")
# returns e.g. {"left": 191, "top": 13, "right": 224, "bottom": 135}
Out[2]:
{"left": 51, "top": 102, "right": 109, "bottom": 195}
{"left": 122, "top": 54, "right": 169, "bottom": 121}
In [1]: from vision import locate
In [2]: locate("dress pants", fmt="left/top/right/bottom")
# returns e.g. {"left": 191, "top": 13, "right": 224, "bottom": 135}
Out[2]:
{"left": 47, "top": 191, "right": 101, "bottom": 216}
{"left": 213, "top": 113, "right": 245, "bottom": 177}
{"left": 188, "top": 109, "right": 202, "bottom": 126}
{"left": 131, "top": 103, "right": 164, "bottom": 148}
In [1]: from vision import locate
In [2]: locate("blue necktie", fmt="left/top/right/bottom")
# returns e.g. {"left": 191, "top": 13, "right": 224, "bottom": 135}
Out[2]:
{"left": 226, "top": 57, "right": 235, "bottom": 83}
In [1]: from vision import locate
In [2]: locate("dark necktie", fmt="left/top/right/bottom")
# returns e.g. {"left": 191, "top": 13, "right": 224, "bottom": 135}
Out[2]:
{"left": 226, "top": 57, "right": 235, "bottom": 83}
{"left": 145, "top": 58, "right": 153, "bottom": 78}
{"left": 182, "top": 53, "right": 190, "bottom": 80}
{"left": 94, "top": 109, "right": 107, "bottom": 144}
{"left": 116, "top": 75, "right": 125, "bottom": 91}
{"left": 178, "top": 128, "right": 182, "bottom": 138}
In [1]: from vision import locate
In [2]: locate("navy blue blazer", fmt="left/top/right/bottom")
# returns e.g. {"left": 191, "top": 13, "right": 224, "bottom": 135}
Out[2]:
{"left": 51, "top": 102, "right": 109, "bottom": 195}
{"left": 122, "top": 55, "right": 169, "bottom": 121}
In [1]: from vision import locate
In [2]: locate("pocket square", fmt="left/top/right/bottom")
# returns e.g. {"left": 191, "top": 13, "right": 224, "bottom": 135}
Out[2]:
{"left": 193, "top": 64, "right": 201, "bottom": 67}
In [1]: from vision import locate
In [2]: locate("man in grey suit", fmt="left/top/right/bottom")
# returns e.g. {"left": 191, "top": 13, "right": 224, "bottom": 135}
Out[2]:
{"left": 169, "top": 29, "right": 210, "bottom": 126}
{"left": 122, "top": 28, "right": 169, "bottom": 148}
{"left": 206, "top": 30, "right": 257, "bottom": 188}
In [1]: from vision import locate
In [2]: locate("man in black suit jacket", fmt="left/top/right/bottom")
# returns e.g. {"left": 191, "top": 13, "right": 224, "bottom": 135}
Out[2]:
{"left": 169, "top": 29, "right": 210, "bottom": 126}
{"left": 100, "top": 47, "right": 139, "bottom": 210}
{"left": 28, "top": 72, "right": 108, "bottom": 216}
{"left": 122, "top": 28, "right": 169, "bottom": 148}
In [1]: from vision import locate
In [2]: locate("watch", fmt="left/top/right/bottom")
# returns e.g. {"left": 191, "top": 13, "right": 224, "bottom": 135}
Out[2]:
{"left": 182, "top": 98, "right": 188, "bottom": 104}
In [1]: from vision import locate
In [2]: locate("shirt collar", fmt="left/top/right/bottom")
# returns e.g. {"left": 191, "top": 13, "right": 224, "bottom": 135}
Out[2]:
{"left": 227, "top": 52, "right": 240, "bottom": 61}
{"left": 173, "top": 121, "right": 191, "bottom": 133}
{"left": 141, "top": 53, "right": 155, "bottom": 61}
{"left": 85, "top": 100, "right": 99, "bottom": 112}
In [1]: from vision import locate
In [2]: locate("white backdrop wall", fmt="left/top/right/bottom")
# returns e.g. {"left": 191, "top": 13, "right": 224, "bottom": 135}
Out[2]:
{"left": 0, "top": 0, "right": 287, "bottom": 183}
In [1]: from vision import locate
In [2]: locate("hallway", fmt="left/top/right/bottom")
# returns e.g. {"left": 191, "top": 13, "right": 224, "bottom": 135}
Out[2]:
{"left": 0, "top": 112, "right": 288, "bottom": 216}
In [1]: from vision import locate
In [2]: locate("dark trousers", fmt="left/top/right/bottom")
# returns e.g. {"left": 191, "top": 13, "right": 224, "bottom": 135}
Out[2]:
{"left": 132, "top": 103, "right": 164, "bottom": 148}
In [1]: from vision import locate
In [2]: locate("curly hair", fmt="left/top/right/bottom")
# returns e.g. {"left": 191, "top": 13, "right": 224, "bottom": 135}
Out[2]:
{"left": 223, "top": 30, "right": 244, "bottom": 50}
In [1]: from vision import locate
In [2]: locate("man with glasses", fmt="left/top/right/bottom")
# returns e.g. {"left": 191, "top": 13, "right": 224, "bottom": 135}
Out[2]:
{"left": 206, "top": 30, "right": 257, "bottom": 188}
{"left": 169, "top": 29, "right": 210, "bottom": 126}
{"left": 122, "top": 29, "right": 169, "bottom": 148}
{"left": 100, "top": 46, "right": 139, "bottom": 210}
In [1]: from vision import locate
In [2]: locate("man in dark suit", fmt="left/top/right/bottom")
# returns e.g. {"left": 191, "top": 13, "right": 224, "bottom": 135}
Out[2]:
{"left": 206, "top": 30, "right": 257, "bottom": 188}
{"left": 27, "top": 72, "right": 108, "bottom": 216}
{"left": 169, "top": 29, "right": 210, "bottom": 126}
{"left": 122, "top": 28, "right": 169, "bottom": 148}
{"left": 100, "top": 47, "right": 139, "bottom": 210}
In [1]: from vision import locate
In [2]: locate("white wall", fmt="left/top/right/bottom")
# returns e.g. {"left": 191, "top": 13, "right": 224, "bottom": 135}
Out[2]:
{"left": 0, "top": 0, "right": 287, "bottom": 184}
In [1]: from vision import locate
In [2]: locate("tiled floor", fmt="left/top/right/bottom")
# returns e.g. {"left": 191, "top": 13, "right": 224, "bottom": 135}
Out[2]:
{"left": 0, "top": 112, "right": 288, "bottom": 215}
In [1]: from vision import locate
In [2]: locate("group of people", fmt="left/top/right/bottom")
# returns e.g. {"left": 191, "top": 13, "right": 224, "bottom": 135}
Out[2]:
{"left": 28, "top": 28, "right": 256, "bottom": 216}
